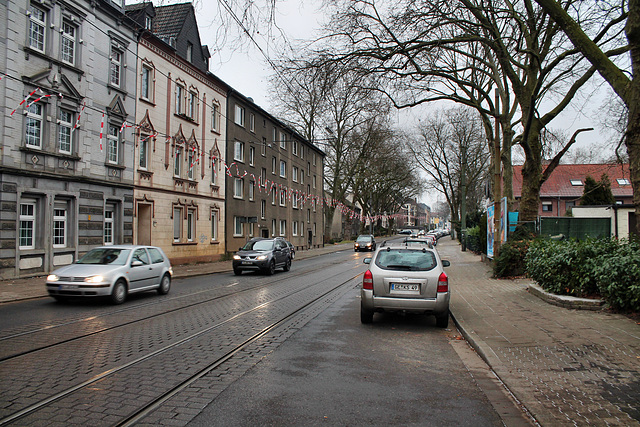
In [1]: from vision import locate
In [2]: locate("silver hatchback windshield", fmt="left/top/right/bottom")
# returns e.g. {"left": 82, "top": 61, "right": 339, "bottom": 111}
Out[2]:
{"left": 375, "top": 249, "right": 437, "bottom": 271}
{"left": 244, "top": 240, "right": 274, "bottom": 251}
{"left": 77, "top": 248, "right": 131, "bottom": 265}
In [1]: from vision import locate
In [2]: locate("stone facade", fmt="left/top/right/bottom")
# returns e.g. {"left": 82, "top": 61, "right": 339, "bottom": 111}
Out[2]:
{"left": 0, "top": 0, "right": 137, "bottom": 278}
{"left": 131, "top": 31, "right": 228, "bottom": 264}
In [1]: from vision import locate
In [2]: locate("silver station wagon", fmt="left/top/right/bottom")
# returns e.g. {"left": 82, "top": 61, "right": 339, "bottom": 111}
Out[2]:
{"left": 46, "top": 245, "right": 173, "bottom": 304}
{"left": 361, "top": 241, "right": 451, "bottom": 326}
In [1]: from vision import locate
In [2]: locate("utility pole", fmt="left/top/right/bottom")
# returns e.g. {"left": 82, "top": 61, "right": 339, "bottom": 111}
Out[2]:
{"left": 461, "top": 143, "right": 467, "bottom": 251}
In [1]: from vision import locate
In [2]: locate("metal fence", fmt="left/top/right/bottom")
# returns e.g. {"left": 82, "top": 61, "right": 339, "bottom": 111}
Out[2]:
{"left": 539, "top": 217, "right": 611, "bottom": 240}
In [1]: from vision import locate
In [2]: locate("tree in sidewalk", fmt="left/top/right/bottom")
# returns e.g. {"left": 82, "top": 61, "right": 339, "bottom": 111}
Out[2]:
{"left": 533, "top": 0, "right": 639, "bottom": 235}
{"left": 580, "top": 174, "right": 616, "bottom": 206}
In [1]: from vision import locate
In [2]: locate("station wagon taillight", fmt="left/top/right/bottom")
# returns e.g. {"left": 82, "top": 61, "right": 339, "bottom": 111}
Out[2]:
{"left": 363, "top": 270, "right": 373, "bottom": 290}
{"left": 437, "top": 272, "right": 448, "bottom": 293}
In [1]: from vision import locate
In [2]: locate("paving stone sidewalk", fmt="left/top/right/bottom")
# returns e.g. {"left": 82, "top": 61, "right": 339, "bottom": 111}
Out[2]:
{"left": 440, "top": 238, "right": 640, "bottom": 426}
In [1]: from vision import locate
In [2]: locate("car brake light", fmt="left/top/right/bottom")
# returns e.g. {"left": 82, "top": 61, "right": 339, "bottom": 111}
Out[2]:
{"left": 363, "top": 270, "right": 373, "bottom": 290}
{"left": 437, "top": 272, "right": 448, "bottom": 293}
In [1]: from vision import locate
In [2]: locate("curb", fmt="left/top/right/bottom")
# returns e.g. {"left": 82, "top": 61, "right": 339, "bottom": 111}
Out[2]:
{"left": 527, "top": 283, "right": 605, "bottom": 311}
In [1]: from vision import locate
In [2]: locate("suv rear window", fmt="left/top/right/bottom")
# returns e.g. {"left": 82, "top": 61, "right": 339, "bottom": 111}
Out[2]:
{"left": 375, "top": 249, "right": 437, "bottom": 271}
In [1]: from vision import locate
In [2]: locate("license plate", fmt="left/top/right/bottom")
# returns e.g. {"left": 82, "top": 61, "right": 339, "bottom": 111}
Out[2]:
{"left": 59, "top": 284, "right": 79, "bottom": 290}
{"left": 391, "top": 283, "right": 419, "bottom": 291}
{"left": 242, "top": 261, "right": 253, "bottom": 265}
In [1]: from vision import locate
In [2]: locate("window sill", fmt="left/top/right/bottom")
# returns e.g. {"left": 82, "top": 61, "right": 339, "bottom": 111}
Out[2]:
{"left": 210, "top": 241, "right": 220, "bottom": 245}
{"left": 105, "top": 162, "right": 126, "bottom": 170}
{"left": 175, "top": 113, "right": 198, "bottom": 125}
{"left": 140, "top": 97, "right": 156, "bottom": 107}
{"left": 172, "top": 241, "right": 197, "bottom": 246}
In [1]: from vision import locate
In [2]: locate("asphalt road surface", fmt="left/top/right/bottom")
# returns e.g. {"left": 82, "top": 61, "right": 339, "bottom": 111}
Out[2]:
{"left": 0, "top": 245, "right": 525, "bottom": 426}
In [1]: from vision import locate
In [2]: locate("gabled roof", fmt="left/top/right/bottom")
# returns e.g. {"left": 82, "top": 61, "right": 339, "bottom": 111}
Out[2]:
{"left": 512, "top": 163, "right": 633, "bottom": 198}
{"left": 152, "top": 3, "right": 193, "bottom": 40}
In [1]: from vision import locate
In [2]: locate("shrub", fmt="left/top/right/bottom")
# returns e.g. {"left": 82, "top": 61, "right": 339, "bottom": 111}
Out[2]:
{"left": 493, "top": 225, "right": 536, "bottom": 278}
{"left": 526, "top": 238, "right": 640, "bottom": 311}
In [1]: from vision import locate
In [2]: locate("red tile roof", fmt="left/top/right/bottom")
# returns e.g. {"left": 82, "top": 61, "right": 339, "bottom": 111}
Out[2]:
{"left": 512, "top": 163, "right": 633, "bottom": 198}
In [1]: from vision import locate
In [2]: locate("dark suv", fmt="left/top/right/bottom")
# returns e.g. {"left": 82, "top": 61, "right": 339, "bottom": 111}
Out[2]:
{"left": 232, "top": 237, "right": 292, "bottom": 275}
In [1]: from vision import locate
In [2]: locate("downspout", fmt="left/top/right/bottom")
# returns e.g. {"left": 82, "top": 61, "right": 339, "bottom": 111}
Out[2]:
{"left": 613, "top": 204, "right": 619, "bottom": 239}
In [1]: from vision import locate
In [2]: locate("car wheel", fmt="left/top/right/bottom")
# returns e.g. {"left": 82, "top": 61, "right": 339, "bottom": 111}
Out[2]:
{"left": 436, "top": 311, "right": 449, "bottom": 328}
{"left": 360, "top": 304, "right": 374, "bottom": 324}
{"left": 283, "top": 258, "right": 291, "bottom": 272}
{"left": 110, "top": 279, "right": 127, "bottom": 305}
{"left": 233, "top": 268, "right": 242, "bottom": 275}
{"left": 266, "top": 260, "right": 276, "bottom": 275}
{"left": 157, "top": 274, "right": 171, "bottom": 295}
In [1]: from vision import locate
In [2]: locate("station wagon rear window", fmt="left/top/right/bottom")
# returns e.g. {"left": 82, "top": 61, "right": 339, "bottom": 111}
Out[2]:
{"left": 375, "top": 249, "right": 437, "bottom": 271}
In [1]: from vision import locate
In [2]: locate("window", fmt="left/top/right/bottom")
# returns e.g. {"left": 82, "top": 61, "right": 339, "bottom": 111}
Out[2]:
{"left": 28, "top": 5, "right": 46, "bottom": 52}
{"left": 110, "top": 48, "right": 122, "bottom": 87}
{"left": 292, "top": 192, "right": 298, "bottom": 209}
{"left": 61, "top": 21, "right": 76, "bottom": 65}
{"left": 271, "top": 219, "right": 276, "bottom": 236}
{"left": 261, "top": 200, "right": 266, "bottom": 219}
{"left": 293, "top": 166, "right": 299, "bottom": 183}
{"left": 280, "top": 132, "right": 286, "bottom": 149}
{"left": 234, "top": 141, "right": 244, "bottom": 162}
{"left": 104, "top": 207, "right": 114, "bottom": 245}
{"left": 271, "top": 190, "right": 276, "bottom": 206}
{"left": 212, "top": 158, "right": 218, "bottom": 185}
{"left": 249, "top": 181, "right": 255, "bottom": 201}
{"left": 139, "top": 135, "right": 148, "bottom": 169}
{"left": 308, "top": 162, "right": 311, "bottom": 176}
{"left": 175, "top": 84, "right": 185, "bottom": 114}
{"left": 234, "top": 104, "right": 245, "bottom": 126}
{"left": 250, "top": 113, "right": 255, "bottom": 132}
{"left": 570, "top": 180, "right": 583, "bottom": 186}
{"left": 186, "top": 42, "right": 193, "bottom": 62}
{"left": 188, "top": 91, "right": 197, "bottom": 119}
{"left": 300, "top": 171, "right": 304, "bottom": 185}
{"left": 25, "top": 103, "right": 43, "bottom": 148}
{"left": 307, "top": 209, "right": 311, "bottom": 223}
{"left": 173, "top": 207, "right": 182, "bottom": 242}
{"left": 211, "top": 102, "right": 220, "bottom": 132}
{"left": 145, "top": 15, "right": 152, "bottom": 30}
{"left": 261, "top": 168, "right": 267, "bottom": 183}
{"left": 293, "top": 221, "right": 298, "bottom": 236}
{"left": 271, "top": 157, "right": 276, "bottom": 175}
{"left": 261, "top": 137, "right": 267, "bottom": 156}
{"left": 174, "top": 147, "right": 182, "bottom": 177}
{"left": 617, "top": 178, "right": 631, "bottom": 185}
{"left": 187, "top": 209, "right": 195, "bottom": 242}
{"left": 293, "top": 141, "right": 298, "bottom": 156}
{"left": 211, "top": 210, "right": 218, "bottom": 241}
{"left": 141, "top": 65, "right": 153, "bottom": 101}
{"left": 234, "top": 178, "right": 244, "bottom": 199}
{"left": 279, "top": 189, "right": 286, "bottom": 207}
{"left": 279, "top": 220, "right": 286, "bottom": 236}
{"left": 313, "top": 175, "right": 317, "bottom": 189}
{"left": 249, "top": 146, "right": 255, "bottom": 166}
{"left": 188, "top": 148, "right": 195, "bottom": 180}
{"left": 234, "top": 216, "right": 243, "bottom": 236}
{"left": 313, "top": 153, "right": 317, "bottom": 166}
{"left": 542, "top": 202, "right": 553, "bottom": 212}
{"left": 53, "top": 207, "right": 67, "bottom": 248}
{"left": 280, "top": 160, "right": 286, "bottom": 178}
{"left": 272, "top": 128, "right": 277, "bottom": 146}
{"left": 58, "top": 109, "right": 73, "bottom": 154}
{"left": 108, "top": 125, "right": 119, "bottom": 164}
{"left": 19, "top": 202, "right": 36, "bottom": 249}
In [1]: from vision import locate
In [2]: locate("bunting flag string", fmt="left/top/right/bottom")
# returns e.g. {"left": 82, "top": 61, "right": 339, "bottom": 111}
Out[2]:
{"left": 11, "top": 88, "right": 39, "bottom": 116}
{"left": 72, "top": 102, "right": 86, "bottom": 130}
{"left": 99, "top": 112, "right": 105, "bottom": 152}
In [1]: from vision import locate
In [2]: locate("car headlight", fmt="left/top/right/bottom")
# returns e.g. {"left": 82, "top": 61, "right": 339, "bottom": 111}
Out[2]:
{"left": 233, "top": 255, "right": 241, "bottom": 260}
{"left": 256, "top": 255, "right": 268, "bottom": 260}
{"left": 84, "top": 275, "right": 104, "bottom": 283}
{"left": 366, "top": 243, "right": 372, "bottom": 246}
{"left": 47, "top": 274, "right": 59, "bottom": 282}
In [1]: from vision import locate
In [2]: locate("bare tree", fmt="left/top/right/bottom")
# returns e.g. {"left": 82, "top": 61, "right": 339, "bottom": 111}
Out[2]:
{"left": 407, "top": 107, "right": 490, "bottom": 229}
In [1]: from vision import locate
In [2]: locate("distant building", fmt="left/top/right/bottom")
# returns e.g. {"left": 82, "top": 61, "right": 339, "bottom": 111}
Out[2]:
{"left": 512, "top": 163, "right": 633, "bottom": 217}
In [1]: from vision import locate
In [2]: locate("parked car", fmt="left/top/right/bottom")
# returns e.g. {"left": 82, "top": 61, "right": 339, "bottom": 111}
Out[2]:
{"left": 46, "top": 245, "right": 173, "bottom": 304}
{"left": 233, "top": 237, "right": 292, "bottom": 275}
{"left": 399, "top": 229, "right": 412, "bottom": 235}
{"left": 286, "top": 241, "right": 296, "bottom": 260}
{"left": 360, "top": 242, "right": 451, "bottom": 327}
{"left": 402, "top": 237, "right": 434, "bottom": 249}
{"left": 354, "top": 234, "right": 377, "bottom": 252}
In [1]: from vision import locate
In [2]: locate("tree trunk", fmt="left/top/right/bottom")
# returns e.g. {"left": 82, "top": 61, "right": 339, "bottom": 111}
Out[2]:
{"left": 627, "top": 102, "right": 640, "bottom": 237}
{"left": 519, "top": 128, "right": 544, "bottom": 222}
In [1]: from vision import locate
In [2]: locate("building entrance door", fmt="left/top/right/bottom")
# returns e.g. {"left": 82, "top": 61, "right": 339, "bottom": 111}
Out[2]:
{"left": 137, "top": 204, "right": 152, "bottom": 245}
{"left": 262, "top": 228, "right": 269, "bottom": 238}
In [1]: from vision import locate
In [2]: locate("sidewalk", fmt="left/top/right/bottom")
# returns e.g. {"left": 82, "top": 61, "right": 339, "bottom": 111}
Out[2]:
{"left": 2, "top": 239, "right": 639, "bottom": 426}
{"left": 439, "top": 238, "right": 640, "bottom": 426}
{"left": 0, "top": 242, "right": 354, "bottom": 304}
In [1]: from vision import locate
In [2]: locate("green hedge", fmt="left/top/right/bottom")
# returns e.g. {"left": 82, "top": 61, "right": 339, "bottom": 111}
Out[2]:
{"left": 525, "top": 238, "right": 640, "bottom": 311}
{"left": 492, "top": 226, "right": 537, "bottom": 278}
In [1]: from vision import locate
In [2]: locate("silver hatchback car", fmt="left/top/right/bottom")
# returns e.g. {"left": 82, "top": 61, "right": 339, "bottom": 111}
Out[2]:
{"left": 361, "top": 241, "right": 451, "bottom": 326}
{"left": 46, "top": 245, "right": 173, "bottom": 304}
